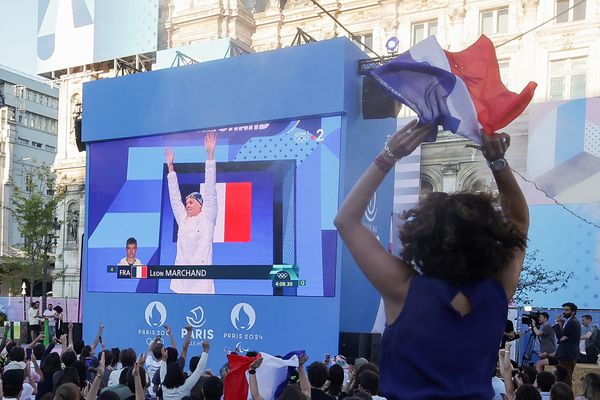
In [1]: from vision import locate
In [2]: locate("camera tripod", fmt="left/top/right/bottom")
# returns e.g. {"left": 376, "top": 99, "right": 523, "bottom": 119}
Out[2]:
{"left": 519, "top": 328, "right": 541, "bottom": 367}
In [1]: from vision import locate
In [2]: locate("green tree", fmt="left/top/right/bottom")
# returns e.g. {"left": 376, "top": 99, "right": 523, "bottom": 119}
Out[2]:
{"left": 513, "top": 248, "right": 574, "bottom": 306}
{"left": 0, "top": 164, "right": 65, "bottom": 306}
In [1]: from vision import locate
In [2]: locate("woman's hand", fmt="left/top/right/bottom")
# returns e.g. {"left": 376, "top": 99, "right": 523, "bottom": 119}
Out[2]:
{"left": 481, "top": 130, "right": 510, "bottom": 162}
{"left": 382, "top": 119, "right": 433, "bottom": 161}
{"left": 98, "top": 352, "right": 106, "bottom": 377}
{"left": 202, "top": 341, "right": 210, "bottom": 353}
{"left": 249, "top": 357, "right": 263, "bottom": 371}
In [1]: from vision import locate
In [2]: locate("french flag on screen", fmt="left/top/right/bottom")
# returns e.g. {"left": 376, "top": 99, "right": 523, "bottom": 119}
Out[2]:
{"left": 201, "top": 182, "right": 252, "bottom": 243}
{"left": 371, "top": 35, "right": 537, "bottom": 143}
{"left": 133, "top": 266, "right": 148, "bottom": 279}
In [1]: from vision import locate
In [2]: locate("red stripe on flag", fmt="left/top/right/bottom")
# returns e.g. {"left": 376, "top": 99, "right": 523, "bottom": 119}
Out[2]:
{"left": 141, "top": 266, "right": 147, "bottom": 279}
{"left": 444, "top": 35, "right": 537, "bottom": 134}
{"left": 224, "top": 182, "right": 252, "bottom": 242}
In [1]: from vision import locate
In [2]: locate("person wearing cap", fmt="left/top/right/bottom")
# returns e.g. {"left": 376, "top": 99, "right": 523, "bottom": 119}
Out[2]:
{"left": 164, "top": 131, "right": 218, "bottom": 294}
{"left": 4, "top": 360, "right": 35, "bottom": 400}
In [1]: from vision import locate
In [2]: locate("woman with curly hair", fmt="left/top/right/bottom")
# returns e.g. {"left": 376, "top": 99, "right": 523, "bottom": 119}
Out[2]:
{"left": 334, "top": 120, "right": 529, "bottom": 400}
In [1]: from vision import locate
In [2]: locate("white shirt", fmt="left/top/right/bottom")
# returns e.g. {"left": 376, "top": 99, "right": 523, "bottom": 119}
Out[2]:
{"left": 160, "top": 352, "right": 208, "bottom": 400}
{"left": 27, "top": 308, "right": 39, "bottom": 326}
{"left": 19, "top": 383, "right": 33, "bottom": 400}
{"left": 167, "top": 159, "right": 217, "bottom": 294}
{"left": 145, "top": 353, "right": 162, "bottom": 397}
{"left": 118, "top": 257, "right": 142, "bottom": 266}
{"left": 107, "top": 368, "right": 124, "bottom": 387}
{"left": 43, "top": 310, "right": 56, "bottom": 327}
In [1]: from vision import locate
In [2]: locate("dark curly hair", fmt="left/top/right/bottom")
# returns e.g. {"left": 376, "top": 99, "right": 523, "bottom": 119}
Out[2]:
{"left": 400, "top": 191, "right": 526, "bottom": 284}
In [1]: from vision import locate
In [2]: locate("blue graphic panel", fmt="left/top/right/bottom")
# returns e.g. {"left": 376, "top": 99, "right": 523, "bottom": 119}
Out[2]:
{"left": 555, "top": 99, "right": 586, "bottom": 165}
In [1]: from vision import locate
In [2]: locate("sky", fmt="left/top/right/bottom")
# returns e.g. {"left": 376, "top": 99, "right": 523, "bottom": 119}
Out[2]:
{"left": 0, "top": 2, "right": 38, "bottom": 75}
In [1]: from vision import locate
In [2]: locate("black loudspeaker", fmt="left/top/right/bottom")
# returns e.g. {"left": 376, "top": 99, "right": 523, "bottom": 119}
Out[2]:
{"left": 338, "top": 332, "right": 382, "bottom": 365}
{"left": 362, "top": 76, "right": 401, "bottom": 119}
{"left": 69, "top": 322, "right": 83, "bottom": 343}
{"left": 74, "top": 115, "right": 85, "bottom": 152}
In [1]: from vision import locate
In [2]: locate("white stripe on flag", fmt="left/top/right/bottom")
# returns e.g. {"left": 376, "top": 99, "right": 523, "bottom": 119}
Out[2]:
{"left": 395, "top": 162, "right": 421, "bottom": 172}
{"left": 395, "top": 178, "right": 420, "bottom": 188}
{"left": 395, "top": 194, "right": 420, "bottom": 204}
{"left": 201, "top": 182, "right": 227, "bottom": 243}
{"left": 246, "top": 353, "right": 299, "bottom": 400}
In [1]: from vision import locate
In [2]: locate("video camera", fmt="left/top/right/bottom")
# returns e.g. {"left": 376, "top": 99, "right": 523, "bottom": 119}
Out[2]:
{"left": 521, "top": 311, "right": 542, "bottom": 326}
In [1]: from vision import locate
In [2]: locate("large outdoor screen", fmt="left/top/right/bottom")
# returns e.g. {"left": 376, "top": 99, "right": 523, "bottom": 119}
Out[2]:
{"left": 86, "top": 116, "right": 341, "bottom": 296}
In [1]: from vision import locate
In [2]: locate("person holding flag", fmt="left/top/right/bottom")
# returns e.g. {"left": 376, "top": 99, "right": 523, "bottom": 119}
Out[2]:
{"left": 335, "top": 121, "right": 529, "bottom": 399}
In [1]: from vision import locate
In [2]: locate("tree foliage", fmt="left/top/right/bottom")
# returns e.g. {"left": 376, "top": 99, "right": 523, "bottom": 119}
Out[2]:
{"left": 513, "top": 248, "right": 574, "bottom": 306}
{"left": 0, "top": 164, "right": 65, "bottom": 297}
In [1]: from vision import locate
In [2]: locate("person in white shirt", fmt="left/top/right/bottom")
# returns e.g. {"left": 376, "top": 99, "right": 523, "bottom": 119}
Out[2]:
{"left": 118, "top": 237, "right": 142, "bottom": 266}
{"left": 159, "top": 341, "right": 209, "bottom": 400}
{"left": 164, "top": 131, "right": 218, "bottom": 294}
{"left": 42, "top": 304, "right": 56, "bottom": 339}
{"left": 144, "top": 335, "right": 163, "bottom": 398}
{"left": 107, "top": 348, "right": 137, "bottom": 387}
{"left": 27, "top": 302, "right": 40, "bottom": 342}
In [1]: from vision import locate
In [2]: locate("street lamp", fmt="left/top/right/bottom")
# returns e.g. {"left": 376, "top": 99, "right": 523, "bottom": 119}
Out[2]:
{"left": 21, "top": 281, "right": 26, "bottom": 321}
{"left": 42, "top": 217, "right": 61, "bottom": 310}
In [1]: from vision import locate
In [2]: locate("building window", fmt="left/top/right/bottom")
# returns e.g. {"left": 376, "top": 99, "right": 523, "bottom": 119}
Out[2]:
{"left": 6, "top": 106, "right": 16, "bottom": 122}
{"left": 45, "top": 144, "right": 56, "bottom": 151}
{"left": 31, "top": 141, "right": 43, "bottom": 148}
{"left": 18, "top": 137, "right": 29, "bottom": 145}
{"left": 412, "top": 20, "right": 437, "bottom": 45}
{"left": 25, "top": 173, "right": 34, "bottom": 192}
{"left": 549, "top": 57, "right": 586, "bottom": 100}
{"left": 480, "top": 7, "right": 508, "bottom": 35}
{"left": 556, "top": 0, "right": 586, "bottom": 23}
{"left": 352, "top": 32, "right": 374, "bottom": 54}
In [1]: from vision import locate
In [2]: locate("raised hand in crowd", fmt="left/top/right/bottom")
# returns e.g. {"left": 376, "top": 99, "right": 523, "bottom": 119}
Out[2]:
{"left": 133, "top": 355, "right": 145, "bottom": 400}
{"left": 298, "top": 353, "right": 311, "bottom": 398}
{"left": 202, "top": 340, "right": 210, "bottom": 353}
{"left": 499, "top": 343, "right": 515, "bottom": 400}
{"left": 249, "top": 357, "right": 264, "bottom": 400}
{"left": 164, "top": 324, "right": 177, "bottom": 349}
{"left": 60, "top": 333, "right": 69, "bottom": 353}
{"left": 182, "top": 326, "right": 193, "bottom": 361}
{"left": 91, "top": 321, "right": 104, "bottom": 352}
{"left": 68, "top": 322, "right": 74, "bottom": 349}
{"left": 249, "top": 357, "right": 263, "bottom": 371}
{"left": 31, "top": 353, "right": 43, "bottom": 381}
{"left": 86, "top": 351, "right": 105, "bottom": 400}
{"left": 28, "top": 333, "right": 44, "bottom": 349}
{"left": 147, "top": 334, "right": 161, "bottom": 356}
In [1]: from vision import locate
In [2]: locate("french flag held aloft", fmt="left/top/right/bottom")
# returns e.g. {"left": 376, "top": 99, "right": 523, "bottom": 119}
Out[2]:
{"left": 371, "top": 35, "right": 537, "bottom": 143}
